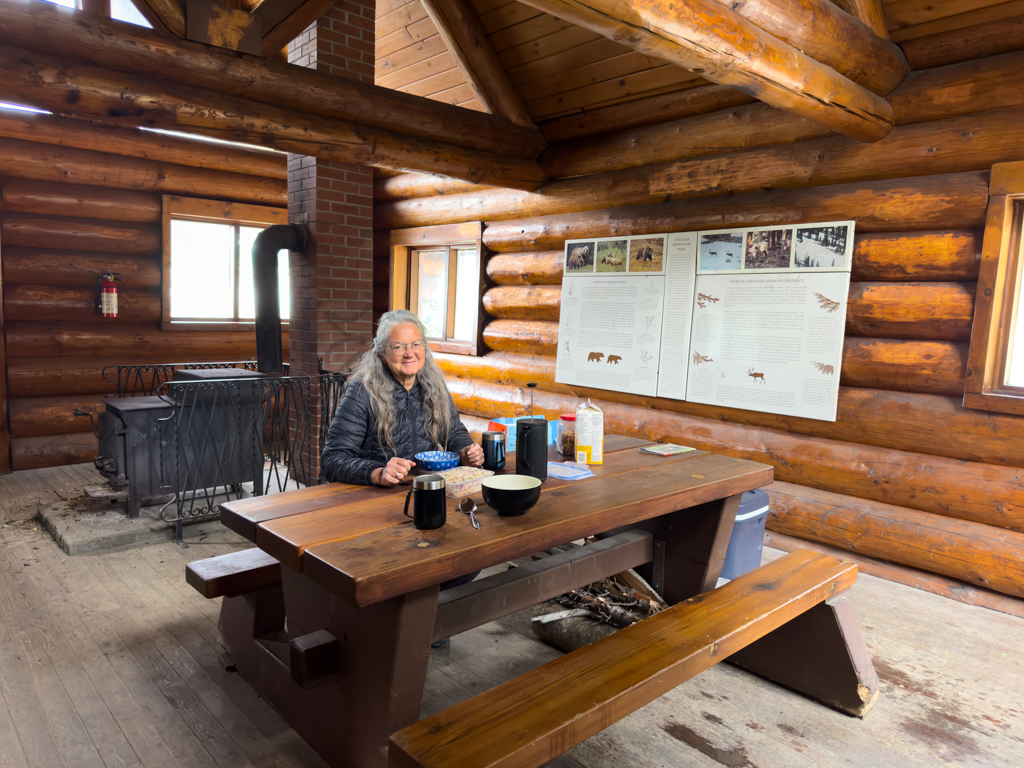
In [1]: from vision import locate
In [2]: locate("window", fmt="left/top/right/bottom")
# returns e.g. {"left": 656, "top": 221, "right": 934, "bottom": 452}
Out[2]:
{"left": 43, "top": 0, "right": 152, "bottom": 26}
{"left": 162, "top": 196, "right": 288, "bottom": 330}
{"left": 390, "top": 223, "right": 484, "bottom": 355}
{"left": 965, "top": 161, "right": 1024, "bottom": 414}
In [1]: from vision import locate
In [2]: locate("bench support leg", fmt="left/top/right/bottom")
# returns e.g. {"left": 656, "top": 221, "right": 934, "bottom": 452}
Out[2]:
{"left": 727, "top": 596, "right": 880, "bottom": 717}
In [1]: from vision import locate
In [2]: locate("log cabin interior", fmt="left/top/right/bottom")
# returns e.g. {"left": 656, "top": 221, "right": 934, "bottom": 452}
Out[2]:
{"left": 1, "top": 0, "right": 1024, "bottom": 766}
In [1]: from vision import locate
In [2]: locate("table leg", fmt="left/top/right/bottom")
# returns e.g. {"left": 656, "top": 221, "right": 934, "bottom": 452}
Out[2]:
{"left": 220, "top": 568, "right": 439, "bottom": 768}
{"left": 632, "top": 493, "right": 741, "bottom": 604}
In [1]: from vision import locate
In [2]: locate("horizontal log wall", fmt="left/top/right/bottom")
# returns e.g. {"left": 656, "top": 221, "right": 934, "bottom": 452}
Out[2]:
{"left": 0, "top": 119, "right": 287, "bottom": 470}
{"left": 376, "top": 47, "right": 1024, "bottom": 600}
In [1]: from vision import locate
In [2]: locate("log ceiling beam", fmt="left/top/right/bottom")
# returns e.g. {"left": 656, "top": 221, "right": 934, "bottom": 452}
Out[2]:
{"left": 419, "top": 0, "right": 535, "bottom": 127}
{"left": 711, "top": 0, "right": 906, "bottom": 93}
{"left": 257, "top": 0, "right": 336, "bottom": 57}
{"left": 515, "top": 0, "right": 895, "bottom": 142}
{"left": 832, "top": 0, "right": 890, "bottom": 41}
{"left": 0, "top": 42, "right": 545, "bottom": 190}
{"left": 0, "top": 1, "right": 546, "bottom": 161}
{"left": 138, "top": 0, "right": 186, "bottom": 38}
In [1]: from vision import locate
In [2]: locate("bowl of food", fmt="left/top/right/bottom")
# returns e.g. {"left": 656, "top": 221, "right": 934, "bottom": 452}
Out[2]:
{"left": 480, "top": 475, "right": 542, "bottom": 517}
{"left": 414, "top": 450, "right": 460, "bottom": 472}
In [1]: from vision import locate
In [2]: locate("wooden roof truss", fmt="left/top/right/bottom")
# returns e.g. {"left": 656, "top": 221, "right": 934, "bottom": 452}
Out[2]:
{"left": 131, "top": 0, "right": 336, "bottom": 56}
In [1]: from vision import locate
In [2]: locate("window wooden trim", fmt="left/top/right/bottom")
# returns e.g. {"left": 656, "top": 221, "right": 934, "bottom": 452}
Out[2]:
{"left": 161, "top": 195, "right": 287, "bottom": 332}
{"left": 390, "top": 222, "right": 485, "bottom": 356}
{"left": 964, "top": 162, "right": 1024, "bottom": 415}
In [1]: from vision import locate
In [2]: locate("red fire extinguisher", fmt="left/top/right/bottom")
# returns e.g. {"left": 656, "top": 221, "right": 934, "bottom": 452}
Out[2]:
{"left": 98, "top": 271, "right": 121, "bottom": 318}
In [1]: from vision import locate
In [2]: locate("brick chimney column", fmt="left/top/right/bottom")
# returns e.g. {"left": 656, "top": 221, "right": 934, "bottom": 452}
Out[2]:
{"left": 286, "top": 0, "right": 375, "bottom": 481}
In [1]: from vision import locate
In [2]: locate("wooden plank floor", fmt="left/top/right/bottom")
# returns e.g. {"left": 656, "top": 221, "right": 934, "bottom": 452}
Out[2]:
{"left": 1, "top": 466, "right": 1023, "bottom": 767}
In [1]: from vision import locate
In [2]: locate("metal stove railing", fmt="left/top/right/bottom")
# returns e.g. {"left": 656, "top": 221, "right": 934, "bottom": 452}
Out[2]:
{"left": 152, "top": 370, "right": 348, "bottom": 542}
{"left": 102, "top": 361, "right": 293, "bottom": 398}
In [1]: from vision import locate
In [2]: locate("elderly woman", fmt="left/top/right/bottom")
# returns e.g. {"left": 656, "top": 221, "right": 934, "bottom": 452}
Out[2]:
{"left": 321, "top": 309, "right": 484, "bottom": 486}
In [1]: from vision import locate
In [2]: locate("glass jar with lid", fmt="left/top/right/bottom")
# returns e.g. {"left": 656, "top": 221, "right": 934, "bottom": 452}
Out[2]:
{"left": 556, "top": 413, "right": 576, "bottom": 457}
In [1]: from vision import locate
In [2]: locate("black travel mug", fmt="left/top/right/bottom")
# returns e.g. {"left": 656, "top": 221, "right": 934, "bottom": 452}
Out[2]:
{"left": 403, "top": 474, "right": 447, "bottom": 530}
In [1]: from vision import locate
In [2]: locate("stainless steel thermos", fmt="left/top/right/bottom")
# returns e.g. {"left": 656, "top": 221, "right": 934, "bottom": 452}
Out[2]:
{"left": 481, "top": 430, "right": 506, "bottom": 471}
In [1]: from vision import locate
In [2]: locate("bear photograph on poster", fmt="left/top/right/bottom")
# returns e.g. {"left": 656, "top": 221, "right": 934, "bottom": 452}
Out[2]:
{"left": 628, "top": 237, "right": 665, "bottom": 272}
{"left": 596, "top": 240, "right": 628, "bottom": 272}
{"left": 565, "top": 241, "right": 595, "bottom": 273}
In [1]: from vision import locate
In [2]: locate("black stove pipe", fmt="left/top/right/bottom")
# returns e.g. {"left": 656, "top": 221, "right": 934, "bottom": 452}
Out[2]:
{"left": 252, "top": 224, "right": 307, "bottom": 373}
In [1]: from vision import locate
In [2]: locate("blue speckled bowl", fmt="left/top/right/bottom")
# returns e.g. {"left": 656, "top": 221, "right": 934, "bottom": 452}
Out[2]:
{"left": 414, "top": 451, "right": 460, "bottom": 472}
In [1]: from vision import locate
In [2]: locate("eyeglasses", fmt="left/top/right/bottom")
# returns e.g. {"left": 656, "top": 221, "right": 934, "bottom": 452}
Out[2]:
{"left": 387, "top": 341, "right": 426, "bottom": 355}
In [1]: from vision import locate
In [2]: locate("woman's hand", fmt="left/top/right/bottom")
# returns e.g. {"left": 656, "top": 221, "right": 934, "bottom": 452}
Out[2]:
{"left": 373, "top": 457, "right": 416, "bottom": 487}
{"left": 459, "top": 443, "right": 484, "bottom": 467}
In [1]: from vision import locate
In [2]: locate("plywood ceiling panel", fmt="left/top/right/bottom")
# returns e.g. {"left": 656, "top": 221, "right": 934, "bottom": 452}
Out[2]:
{"left": 479, "top": 2, "right": 545, "bottom": 34}
{"left": 884, "top": 0, "right": 1009, "bottom": 30}
{"left": 376, "top": 34, "right": 449, "bottom": 79}
{"left": 524, "top": 65, "right": 705, "bottom": 120}
{"left": 889, "top": 0, "right": 1024, "bottom": 41}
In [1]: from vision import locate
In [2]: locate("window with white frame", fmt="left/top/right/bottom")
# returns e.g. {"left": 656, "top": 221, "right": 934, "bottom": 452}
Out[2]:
{"left": 162, "top": 197, "right": 289, "bottom": 328}
{"left": 390, "top": 223, "right": 484, "bottom": 355}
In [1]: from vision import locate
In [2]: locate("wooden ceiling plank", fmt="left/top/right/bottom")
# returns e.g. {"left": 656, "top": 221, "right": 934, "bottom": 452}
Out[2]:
{"left": 377, "top": 16, "right": 439, "bottom": 59}
{"left": 537, "top": 83, "right": 757, "bottom": 143}
{"left": 376, "top": 50, "right": 458, "bottom": 90}
{"left": 900, "top": 11, "right": 1024, "bottom": 69}
{"left": 884, "top": 0, "right": 1009, "bottom": 31}
{"left": 498, "top": 24, "right": 603, "bottom": 69}
{"left": 507, "top": 36, "right": 635, "bottom": 87}
{"left": 517, "top": 50, "right": 658, "bottom": 102}
{"left": 378, "top": 0, "right": 420, "bottom": 19}
{"left": 0, "top": 1, "right": 547, "bottom": 160}
{"left": 420, "top": 0, "right": 535, "bottom": 126}
{"left": 396, "top": 66, "right": 468, "bottom": 97}
{"left": 458, "top": 98, "right": 485, "bottom": 111}
{"left": 260, "top": 0, "right": 336, "bottom": 57}
{"left": 527, "top": 79, "right": 705, "bottom": 121}
{"left": 377, "top": 1, "right": 431, "bottom": 39}
{"left": 376, "top": 33, "right": 448, "bottom": 77}
{"left": 515, "top": 0, "right": 895, "bottom": 142}
{"left": 524, "top": 65, "right": 704, "bottom": 121}
{"left": 139, "top": 0, "right": 186, "bottom": 38}
{"left": 426, "top": 82, "right": 478, "bottom": 105}
{"left": 470, "top": 0, "right": 514, "bottom": 13}
{"left": 486, "top": 12, "right": 574, "bottom": 52}
{"left": 889, "top": 0, "right": 1024, "bottom": 42}
{"left": 479, "top": 2, "right": 545, "bottom": 35}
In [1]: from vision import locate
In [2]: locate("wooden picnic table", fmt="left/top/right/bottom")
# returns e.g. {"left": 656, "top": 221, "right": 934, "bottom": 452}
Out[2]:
{"left": 216, "top": 435, "right": 774, "bottom": 767}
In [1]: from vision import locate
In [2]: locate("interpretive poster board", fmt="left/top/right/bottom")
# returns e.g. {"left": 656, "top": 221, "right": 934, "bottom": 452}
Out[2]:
{"left": 554, "top": 221, "right": 855, "bottom": 421}
{"left": 555, "top": 235, "right": 668, "bottom": 397}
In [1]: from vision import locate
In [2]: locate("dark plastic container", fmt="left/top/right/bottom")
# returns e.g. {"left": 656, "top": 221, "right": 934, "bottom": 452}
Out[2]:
{"left": 719, "top": 489, "right": 770, "bottom": 581}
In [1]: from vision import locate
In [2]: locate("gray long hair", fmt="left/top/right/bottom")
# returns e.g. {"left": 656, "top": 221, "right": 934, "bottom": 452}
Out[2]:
{"left": 350, "top": 309, "right": 453, "bottom": 456}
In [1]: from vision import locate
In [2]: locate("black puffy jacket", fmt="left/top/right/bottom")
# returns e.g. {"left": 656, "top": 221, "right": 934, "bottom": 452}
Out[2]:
{"left": 320, "top": 375, "right": 474, "bottom": 485}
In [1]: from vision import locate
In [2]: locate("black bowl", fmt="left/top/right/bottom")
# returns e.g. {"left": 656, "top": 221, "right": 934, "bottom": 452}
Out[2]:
{"left": 480, "top": 475, "right": 542, "bottom": 516}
